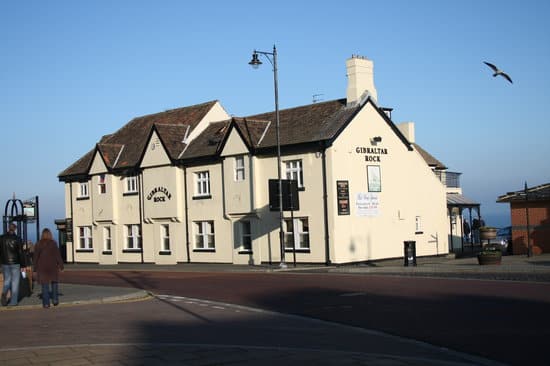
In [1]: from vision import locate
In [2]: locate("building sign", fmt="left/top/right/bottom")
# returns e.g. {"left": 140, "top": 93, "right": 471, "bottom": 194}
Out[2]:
{"left": 356, "top": 146, "right": 388, "bottom": 162}
{"left": 23, "top": 198, "right": 37, "bottom": 220}
{"left": 336, "top": 180, "right": 350, "bottom": 215}
{"left": 367, "top": 165, "right": 381, "bottom": 192}
{"left": 66, "top": 218, "right": 73, "bottom": 242}
{"left": 147, "top": 187, "right": 172, "bottom": 202}
{"left": 356, "top": 192, "right": 379, "bottom": 217}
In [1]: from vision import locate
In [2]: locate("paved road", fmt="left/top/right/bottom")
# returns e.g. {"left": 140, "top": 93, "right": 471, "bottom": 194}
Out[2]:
{"left": 0, "top": 295, "right": 494, "bottom": 365}
{"left": 57, "top": 268, "right": 550, "bottom": 366}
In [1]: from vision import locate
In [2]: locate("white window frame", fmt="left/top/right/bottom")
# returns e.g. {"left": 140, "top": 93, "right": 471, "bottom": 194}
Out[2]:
{"left": 235, "top": 156, "right": 245, "bottom": 181}
{"left": 285, "top": 159, "right": 304, "bottom": 188}
{"left": 125, "top": 175, "right": 138, "bottom": 194}
{"left": 195, "top": 171, "right": 211, "bottom": 196}
{"left": 98, "top": 174, "right": 107, "bottom": 194}
{"left": 415, "top": 216, "right": 423, "bottom": 233}
{"left": 161, "top": 224, "right": 170, "bottom": 252}
{"left": 194, "top": 221, "right": 215, "bottom": 250}
{"left": 103, "top": 226, "right": 112, "bottom": 252}
{"left": 125, "top": 224, "right": 142, "bottom": 250}
{"left": 79, "top": 182, "right": 89, "bottom": 198}
{"left": 239, "top": 221, "right": 252, "bottom": 252}
{"left": 79, "top": 226, "right": 93, "bottom": 250}
{"left": 283, "top": 217, "right": 310, "bottom": 250}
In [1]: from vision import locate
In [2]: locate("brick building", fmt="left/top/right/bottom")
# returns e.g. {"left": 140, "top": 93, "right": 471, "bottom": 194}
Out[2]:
{"left": 497, "top": 183, "right": 550, "bottom": 255}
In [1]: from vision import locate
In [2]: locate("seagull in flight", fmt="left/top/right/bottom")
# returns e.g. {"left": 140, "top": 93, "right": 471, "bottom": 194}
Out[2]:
{"left": 484, "top": 61, "right": 513, "bottom": 84}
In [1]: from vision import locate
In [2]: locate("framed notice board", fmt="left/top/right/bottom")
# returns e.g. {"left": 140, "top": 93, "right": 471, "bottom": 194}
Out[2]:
{"left": 337, "top": 180, "right": 350, "bottom": 215}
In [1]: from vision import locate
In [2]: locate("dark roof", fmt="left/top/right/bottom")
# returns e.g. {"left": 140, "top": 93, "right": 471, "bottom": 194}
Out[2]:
{"left": 59, "top": 101, "right": 217, "bottom": 179}
{"left": 497, "top": 183, "right": 550, "bottom": 203}
{"left": 246, "top": 99, "right": 359, "bottom": 147}
{"left": 59, "top": 97, "right": 412, "bottom": 180}
{"left": 412, "top": 143, "right": 447, "bottom": 170}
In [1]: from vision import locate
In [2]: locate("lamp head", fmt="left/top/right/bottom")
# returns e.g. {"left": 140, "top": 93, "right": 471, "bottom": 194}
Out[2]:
{"left": 249, "top": 52, "right": 262, "bottom": 69}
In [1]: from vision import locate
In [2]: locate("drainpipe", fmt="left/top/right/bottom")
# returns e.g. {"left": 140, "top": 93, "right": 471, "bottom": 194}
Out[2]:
{"left": 184, "top": 167, "right": 191, "bottom": 263}
{"left": 321, "top": 145, "right": 331, "bottom": 265}
{"left": 138, "top": 172, "right": 144, "bottom": 264}
{"left": 70, "top": 183, "right": 75, "bottom": 264}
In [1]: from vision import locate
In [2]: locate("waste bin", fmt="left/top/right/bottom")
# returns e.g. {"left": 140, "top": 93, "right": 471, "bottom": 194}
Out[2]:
{"left": 403, "top": 241, "right": 417, "bottom": 266}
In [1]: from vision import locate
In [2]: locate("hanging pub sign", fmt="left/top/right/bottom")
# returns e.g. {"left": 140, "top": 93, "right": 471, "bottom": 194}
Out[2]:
{"left": 336, "top": 180, "right": 350, "bottom": 215}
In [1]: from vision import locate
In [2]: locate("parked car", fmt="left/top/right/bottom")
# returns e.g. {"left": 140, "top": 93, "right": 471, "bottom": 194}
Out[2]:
{"left": 496, "top": 226, "right": 512, "bottom": 254}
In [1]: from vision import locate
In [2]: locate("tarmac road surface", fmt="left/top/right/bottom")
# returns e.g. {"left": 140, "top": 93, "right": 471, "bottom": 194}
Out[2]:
{"left": 0, "top": 295, "right": 500, "bottom": 365}
{"left": 56, "top": 266, "right": 550, "bottom": 366}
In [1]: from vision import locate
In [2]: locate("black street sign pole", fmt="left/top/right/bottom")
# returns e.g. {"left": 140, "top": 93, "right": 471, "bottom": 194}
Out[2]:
{"left": 525, "top": 182, "right": 532, "bottom": 257}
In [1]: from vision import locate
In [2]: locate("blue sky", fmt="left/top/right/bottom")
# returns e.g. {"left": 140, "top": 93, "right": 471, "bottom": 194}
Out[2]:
{"left": 1, "top": 0, "right": 549, "bottom": 239}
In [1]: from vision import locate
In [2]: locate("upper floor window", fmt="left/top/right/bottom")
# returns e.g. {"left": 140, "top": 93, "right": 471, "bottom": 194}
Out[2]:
{"left": 235, "top": 156, "right": 245, "bottom": 181}
{"left": 195, "top": 171, "right": 210, "bottom": 197}
{"left": 125, "top": 176, "right": 138, "bottom": 193}
{"left": 79, "top": 182, "right": 89, "bottom": 198}
{"left": 125, "top": 224, "right": 142, "bottom": 249}
{"left": 98, "top": 174, "right": 106, "bottom": 194}
{"left": 194, "top": 221, "right": 215, "bottom": 250}
{"left": 283, "top": 217, "right": 310, "bottom": 250}
{"left": 285, "top": 159, "right": 303, "bottom": 188}
{"left": 161, "top": 224, "right": 170, "bottom": 252}
{"left": 79, "top": 226, "right": 93, "bottom": 249}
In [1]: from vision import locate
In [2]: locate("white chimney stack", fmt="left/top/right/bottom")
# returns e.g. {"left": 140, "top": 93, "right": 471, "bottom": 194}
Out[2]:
{"left": 397, "top": 122, "right": 415, "bottom": 143}
{"left": 346, "top": 55, "right": 378, "bottom": 105}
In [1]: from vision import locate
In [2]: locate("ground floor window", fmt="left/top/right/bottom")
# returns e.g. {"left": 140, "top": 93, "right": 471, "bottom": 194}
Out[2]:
{"left": 194, "top": 221, "right": 215, "bottom": 250}
{"left": 161, "top": 224, "right": 170, "bottom": 252}
{"left": 79, "top": 226, "right": 93, "bottom": 249}
{"left": 239, "top": 221, "right": 252, "bottom": 252}
{"left": 103, "top": 226, "right": 112, "bottom": 251}
{"left": 283, "top": 217, "right": 309, "bottom": 250}
{"left": 125, "top": 224, "right": 142, "bottom": 249}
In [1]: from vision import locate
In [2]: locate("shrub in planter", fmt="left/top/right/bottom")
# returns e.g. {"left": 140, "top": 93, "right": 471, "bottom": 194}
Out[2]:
{"left": 477, "top": 243, "right": 502, "bottom": 265}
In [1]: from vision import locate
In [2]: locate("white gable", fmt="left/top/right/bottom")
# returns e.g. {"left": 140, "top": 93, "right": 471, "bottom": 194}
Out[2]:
{"left": 141, "top": 130, "right": 171, "bottom": 168}
{"left": 89, "top": 150, "right": 108, "bottom": 175}
{"left": 185, "top": 101, "right": 230, "bottom": 143}
{"left": 220, "top": 128, "right": 249, "bottom": 157}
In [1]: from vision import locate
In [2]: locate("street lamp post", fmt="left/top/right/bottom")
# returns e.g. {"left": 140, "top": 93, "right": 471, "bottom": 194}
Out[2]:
{"left": 249, "top": 45, "right": 286, "bottom": 268}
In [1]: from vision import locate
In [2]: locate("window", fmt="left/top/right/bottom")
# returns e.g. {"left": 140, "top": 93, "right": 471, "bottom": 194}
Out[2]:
{"left": 103, "top": 226, "right": 112, "bottom": 251}
{"left": 283, "top": 218, "right": 310, "bottom": 250}
{"left": 194, "top": 221, "right": 215, "bottom": 250}
{"left": 195, "top": 171, "right": 210, "bottom": 196}
{"left": 285, "top": 160, "right": 304, "bottom": 188}
{"left": 78, "top": 226, "right": 93, "bottom": 250}
{"left": 125, "top": 176, "right": 138, "bottom": 194}
{"left": 98, "top": 174, "right": 106, "bottom": 194}
{"left": 125, "top": 224, "right": 142, "bottom": 249}
{"left": 239, "top": 221, "right": 252, "bottom": 252}
{"left": 161, "top": 224, "right": 170, "bottom": 252}
{"left": 235, "top": 156, "right": 245, "bottom": 181}
{"left": 415, "top": 216, "right": 423, "bottom": 233}
{"left": 79, "top": 182, "right": 89, "bottom": 198}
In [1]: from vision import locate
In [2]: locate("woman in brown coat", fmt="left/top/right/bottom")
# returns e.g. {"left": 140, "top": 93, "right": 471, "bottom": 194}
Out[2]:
{"left": 33, "top": 228, "right": 64, "bottom": 308}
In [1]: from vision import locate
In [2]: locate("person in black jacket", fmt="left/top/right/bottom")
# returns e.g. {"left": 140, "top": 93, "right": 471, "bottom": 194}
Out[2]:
{"left": 0, "top": 223, "right": 27, "bottom": 306}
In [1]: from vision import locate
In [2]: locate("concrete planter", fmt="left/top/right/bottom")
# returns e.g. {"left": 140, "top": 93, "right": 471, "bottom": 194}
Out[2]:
{"left": 479, "top": 227, "right": 497, "bottom": 241}
{"left": 477, "top": 252, "right": 502, "bottom": 265}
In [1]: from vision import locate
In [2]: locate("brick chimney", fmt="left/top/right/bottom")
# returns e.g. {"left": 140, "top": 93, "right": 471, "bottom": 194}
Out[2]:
{"left": 346, "top": 55, "right": 378, "bottom": 105}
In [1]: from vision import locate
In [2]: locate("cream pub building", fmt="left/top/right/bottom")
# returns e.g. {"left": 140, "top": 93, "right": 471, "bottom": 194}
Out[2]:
{"left": 59, "top": 55, "right": 453, "bottom": 265}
